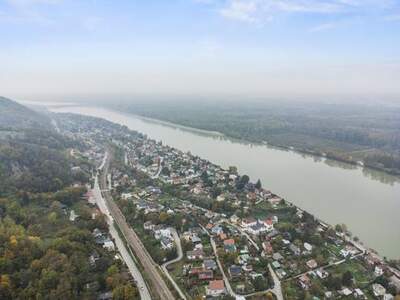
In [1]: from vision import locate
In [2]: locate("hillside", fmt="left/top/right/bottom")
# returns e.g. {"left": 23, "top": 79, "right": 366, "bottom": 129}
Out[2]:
{"left": 0, "top": 98, "right": 88, "bottom": 194}
{"left": 0, "top": 101, "right": 138, "bottom": 299}
{"left": 0, "top": 96, "right": 50, "bottom": 129}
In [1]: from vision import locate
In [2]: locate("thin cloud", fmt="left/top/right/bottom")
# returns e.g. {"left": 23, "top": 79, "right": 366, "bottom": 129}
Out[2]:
{"left": 309, "top": 22, "right": 338, "bottom": 32}
{"left": 198, "top": 0, "right": 398, "bottom": 23}
{"left": 3, "top": 0, "right": 62, "bottom": 25}
{"left": 82, "top": 16, "right": 102, "bottom": 32}
{"left": 385, "top": 14, "right": 400, "bottom": 21}
{"left": 220, "top": 1, "right": 259, "bottom": 23}
{"left": 7, "top": 0, "right": 63, "bottom": 6}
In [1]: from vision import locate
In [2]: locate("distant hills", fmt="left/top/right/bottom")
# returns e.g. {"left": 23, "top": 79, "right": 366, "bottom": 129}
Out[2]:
{"left": 0, "top": 96, "right": 50, "bottom": 129}
{"left": 0, "top": 97, "right": 77, "bottom": 194}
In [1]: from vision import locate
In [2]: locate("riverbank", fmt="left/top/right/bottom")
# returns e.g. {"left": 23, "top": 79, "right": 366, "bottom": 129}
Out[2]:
{"left": 132, "top": 112, "right": 400, "bottom": 177}
{"left": 103, "top": 102, "right": 400, "bottom": 178}
{"left": 47, "top": 104, "right": 400, "bottom": 259}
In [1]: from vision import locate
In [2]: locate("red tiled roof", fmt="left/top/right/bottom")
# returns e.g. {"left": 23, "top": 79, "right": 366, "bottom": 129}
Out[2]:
{"left": 224, "top": 239, "right": 235, "bottom": 245}
{"left": 264, "top": 219, "right": 273, "bottom": 225}
{"left": 209, "top": 280, "right": 224, "bottom": 290}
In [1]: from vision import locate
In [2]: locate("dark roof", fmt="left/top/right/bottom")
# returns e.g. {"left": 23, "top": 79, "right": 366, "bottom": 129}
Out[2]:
{"left": 229, "top": 265, "right": 242, "bottom": 276}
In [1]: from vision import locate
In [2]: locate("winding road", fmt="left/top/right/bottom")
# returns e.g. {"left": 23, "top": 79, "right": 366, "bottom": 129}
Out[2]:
{"left": 161, "top": 228, "right": 187, "bottom": 300}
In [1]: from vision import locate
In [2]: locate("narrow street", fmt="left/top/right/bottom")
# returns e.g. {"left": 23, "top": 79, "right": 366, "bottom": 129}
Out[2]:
{"left": 210, "top": 237, "right": 244, "bottom": 299}
{"left": 161, "top": 228, "right": 187, "bottom": 300}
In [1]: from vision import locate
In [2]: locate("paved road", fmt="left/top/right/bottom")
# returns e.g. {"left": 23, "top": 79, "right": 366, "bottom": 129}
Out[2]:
{"left": 210, "top": 237, "right": 245, "bottom": 299}
{"left": 151, "top": 157, "right": 164, "bottom": 179}
{"left": 92, "top": 175, "right": 151, "bottom": 300}
{"left": 268, "top": 264, "right": 284, "bottom": 300}
{"left": 161, "top": 228, "right": 187, "bottom": 300}
{"left": 100, "top": 152, "right": 175, "bottom": 300}
{"left": 225, "top": 221, "right": 260, "bottom": 251}
{"left": 218, "top": 221, "right": 284, "bottom": 300}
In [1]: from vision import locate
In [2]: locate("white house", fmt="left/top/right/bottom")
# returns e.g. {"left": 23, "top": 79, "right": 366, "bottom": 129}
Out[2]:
{"left": 372, "top": 283, "right": 386, "bottom": 297}
{"left": 103, "top": 240, "right": 115, "bottom": 251}
{"left": 154, "top": 228, "right": 172, "bottom": 240}
{"left": 247, "top": 221, "right": 269, "bottom": 235}
{"left": 241, "top": 217, "right": 257, "bottom": 228}
{"left": 121, "top": 193, "right": 133, "bottom": 200}
{"left": 375, "top": 266, "right": 384, "bottom": 277}
{"left": 161, "top": 237, "right": 174, "bottom": 250}
{"left": 304, "top": 242, "right": 313, "bottom": 253}
{"left": 230, "top": 214, "right": 240, "bottom": 224}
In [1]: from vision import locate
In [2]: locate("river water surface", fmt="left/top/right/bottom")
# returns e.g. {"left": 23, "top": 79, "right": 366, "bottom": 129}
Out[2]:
{"left": 51, "top": 105, "right": 400, "bottom": 259}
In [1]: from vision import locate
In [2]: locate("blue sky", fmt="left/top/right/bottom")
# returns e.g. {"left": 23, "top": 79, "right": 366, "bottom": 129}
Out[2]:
{"left": 1, "top": 0, "right": 400, "bottom": 100}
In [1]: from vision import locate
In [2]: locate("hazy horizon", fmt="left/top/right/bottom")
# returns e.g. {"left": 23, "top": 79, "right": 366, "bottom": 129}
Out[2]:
{"left": 1, "top": 0, "right": 400, "bottom": 101}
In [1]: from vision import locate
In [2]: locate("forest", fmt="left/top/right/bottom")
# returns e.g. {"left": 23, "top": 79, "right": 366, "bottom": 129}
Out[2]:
{"left": 0, "top": 99, "right": 138, "bottom": 299}
{"left": 109, "top": 99, "right": 400, "bottom": 174}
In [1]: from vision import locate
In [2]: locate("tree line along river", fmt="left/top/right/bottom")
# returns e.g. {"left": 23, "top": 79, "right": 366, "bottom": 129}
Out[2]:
{"left": 50, "top": 105, "right": 400, "bottom": 259}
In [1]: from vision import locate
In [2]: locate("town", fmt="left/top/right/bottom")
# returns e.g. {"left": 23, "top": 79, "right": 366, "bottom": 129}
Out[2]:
{"left": 55, "top": 112, "right": 400, "bottom": 300}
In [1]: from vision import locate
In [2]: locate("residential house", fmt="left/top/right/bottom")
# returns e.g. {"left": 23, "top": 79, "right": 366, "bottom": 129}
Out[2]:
{"left": 206, "top": 280, "right": 226, "bottom": 297}
{"left": 191, "top": 235, "right": 202, "bottom": 244}
{"left": 372, "top": 283, "right": 386, "bottom": 297}
{"left": 121, "top": 193, "right": 133, "bottom": 200}
{"left": 262, "top": 218, "right": 274, "bottom": 231}
{"left": 303, "top": 242, "right": 313, "bottom": 254}
{"left": 216, "top": 195, "right": 225, "bottom": 202}
{"left": 341, "top": 288, "right": 353, "bottom": 297}
{"left": 143, "top": 221, "right": 154, "bottom": 231}
{"left": 198, "top": 270, "right": 214, "bottom": 280}
{"left": 354, "top": 288, "right": 366, "bottom": 299}
{"left": 272, "top": 252, "right": 284, "bottom": 262}
{"left": 316, "top": 268, "right": 329, "bottom": 279}
{"left": 262, "top": 241, "right": 273, "bottom": 256}
{"left": 242, "top": 264, "right": 253, "bottom": 273}
{"left": 229, "top": 265, "right": 242, "bottom": 277}
{"left": 247, "top": 221, "right": 269, "bottom": 235}
{"left": 219, "top": 233, "right": 227, "bottom": 241}
{"left": 203, "top": 259, "right": 217, "bottom": 270}
{"left": 375, "top": 266, "right": 384, "bottom": 277}
{"left": 154, "top": 228, "right": 172, "bottom": 240}
{"left": 272, "top": 261, "right": 281, "bottom": 269}
{"left": 268, "top": 196, "right": 282, "bottom": 206}
{"left": 241, "top": 217, "right": 257, "bottom": 228}
{"left": 306, "top": 259, "right": 318, "bottom": 269}
{"left": 298, "top": 274, "right": 311, "bottom": 290}
{"left": 230, "top": 214, "right": 240, "bottom": 224}
{"left": 289, "top": 244, "right": 301, "bottom": 256}
{"left": 161, "top": 237, "right": 174, "bottom": 250}
{"left": 224, "top": 239, "right": 237, "bottom": 253}
{"left": 276, "top": 269, "right": 287, "bottom": 279}
{"left": 211, "top": 225, "right": 223, "bottom": 235}
{"left": 103, "top": 240, "right": 115, "bottom": 251}
{"left": 89, "top": 251, "right": 100, "bottom": 266}
{"left": 187, "top": 249, "right": 204, "bottom": 260}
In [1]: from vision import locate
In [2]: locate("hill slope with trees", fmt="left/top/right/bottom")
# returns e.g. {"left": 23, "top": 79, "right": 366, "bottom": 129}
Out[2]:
{"left": 0, "top": 98, "right": 138, "bottom": 299}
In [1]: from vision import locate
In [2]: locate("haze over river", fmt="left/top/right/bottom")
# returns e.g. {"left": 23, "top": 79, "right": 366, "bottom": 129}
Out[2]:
{"left": 51, "top": 105, "right": 400, "bottom": 259}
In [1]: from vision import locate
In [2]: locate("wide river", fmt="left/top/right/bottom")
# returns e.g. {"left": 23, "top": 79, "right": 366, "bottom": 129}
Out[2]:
{"left": 51, "top": 105, "right": 400, "bottom": 259}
